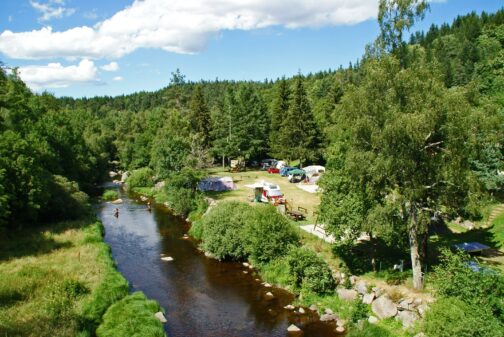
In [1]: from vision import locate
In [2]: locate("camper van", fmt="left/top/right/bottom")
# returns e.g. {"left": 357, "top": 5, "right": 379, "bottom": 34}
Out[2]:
{"left": 261, "top": 183, "right": 284, "bottom": 203}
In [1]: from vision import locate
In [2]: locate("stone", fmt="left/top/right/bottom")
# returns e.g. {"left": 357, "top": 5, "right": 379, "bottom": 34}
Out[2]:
{"left": 242, "top": 262, "right": 250, "bottom": 267}
{"left": 263, "top": 283, "right": 272, "bottom": 288}
{"left": 121, "top": 171, "right": 129, "bottom": 183}
{"left": 413, "top": 298, "right": 423, "bottom": 306}
{"left": 325, "top": 308, "right": 334, "bottom": 315}
{"left": 264, "top": 291, "right": 274, "bottom": 300}
{"left": 398, "top": 299, "right": 414, "bottom": 311}
{"left": 396, "top": 310, "right": 419, "bottom": 328}
{"left": 368, "top": 316, "right": 379, "bottom": 324}
{"left": 109, "top": 171, "right": 118, "bottom": 178}
{"left": 243, "top": 271, "right": 248, "bottom": 274}
{"left": 111, "top": 198, "right": 123, "bottom": 204}
{"left": 182, "top": 234, "right": 189, "bottom": 239}
{"left": 255, "top": 278, "right": 260, "bottom": 282}
{"left": 362, "top": 292, "right": 375, "bottom": 305}
{"left": 417, "top": 303, "right": 429, "bottom": 317}
{"left": 349, "top": 275, "right": 358, "bottom": 285}
{"left": 371, "top": 296, "right": 398, "bottom": 319}
{"left": 320, "top": 314, "right": 338, "bottom": 322}
{"left": 161, "top": 256, "right": 174, "bottom": 261}
{"left": 287, "top": 324, "right": 301, "bottom": 332}
{"left": 154, "top": 311, "right": 167, "bottom": 323}
{"left": 155, "top": 181, "right": 165, "bottom": 189}
{"left": 298, "top": 307, "right": 305, "bottom": 314}
{"left": 309, "top": 304, "right": 318, "bottom": 311}
{"left": 140, "top": 195, "right": 148, "bottom": 202}
{"left": 336, "top": 319, "right": 346, "bottom": 327}
{"left": 337, "top": 288, "right": 358, "bottom": 301}
{"left": 355, "top": 280, "right": 368, "bottom": 295}
{"left": 335, "top": 326, "right": 345, "bottom": 333}
{"left": 372, "top": 287, "right": 385, "bottom": 298}
{"left": 284, "top": 304, "right": 295, "bottom": 310}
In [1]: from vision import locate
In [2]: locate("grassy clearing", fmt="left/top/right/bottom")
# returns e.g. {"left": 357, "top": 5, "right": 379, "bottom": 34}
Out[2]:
{"left": 0, "top": 217, "right": 165, "bottom": 337}
{"left": 205, "top": 168, "right": 321, "bottom": 223}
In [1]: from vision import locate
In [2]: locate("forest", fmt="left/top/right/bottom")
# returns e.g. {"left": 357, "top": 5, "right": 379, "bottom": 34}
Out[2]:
{"left": 0, "top": 3, "right": 503, "bottom": 336}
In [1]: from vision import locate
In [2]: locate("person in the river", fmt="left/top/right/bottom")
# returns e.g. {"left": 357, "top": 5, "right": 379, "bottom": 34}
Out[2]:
{"left": 147, "top": 201, "right": 151, "bottom": 211}
{"left": 113, "top": 208, "right": 119, "bottom": 217}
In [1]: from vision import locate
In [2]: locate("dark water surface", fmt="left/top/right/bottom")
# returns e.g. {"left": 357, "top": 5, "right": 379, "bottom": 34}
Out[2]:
{"left": 98, "top": 187, "right": 340, "bottom": 337}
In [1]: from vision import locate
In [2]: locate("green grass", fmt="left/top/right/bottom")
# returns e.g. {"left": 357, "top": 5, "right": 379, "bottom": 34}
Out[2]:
{"left": 0, "top": 217, "right": 165, "bottom": 337}
{"left": 96, "top": 292, "right": 165, "bottom": 337}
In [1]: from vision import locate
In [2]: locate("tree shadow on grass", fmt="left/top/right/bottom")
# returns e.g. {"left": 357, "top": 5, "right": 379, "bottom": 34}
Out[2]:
{"left": 333, "top": 237, "right": 409, "bottom": 275}
{"left": 427, "top": 225, "right": 503, "bottom": 268}
{"left": 0, "top": 221, "right": 81, "bottom": 262}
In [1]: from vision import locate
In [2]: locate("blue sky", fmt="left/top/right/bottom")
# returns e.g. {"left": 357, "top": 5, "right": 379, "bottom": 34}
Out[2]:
{"left": 0, "top": 0, "right": 502, "bottom": 98}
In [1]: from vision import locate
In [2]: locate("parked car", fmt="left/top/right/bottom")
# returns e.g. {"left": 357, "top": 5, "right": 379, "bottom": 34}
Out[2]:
{"left": 267, "top": 167, "right": 280, "bottom": 174}
{"left": 287, "top": 169, "right": 306, "bottom": 183}
{"left": 280, "top": 166, "right": 297, "bottom": 176}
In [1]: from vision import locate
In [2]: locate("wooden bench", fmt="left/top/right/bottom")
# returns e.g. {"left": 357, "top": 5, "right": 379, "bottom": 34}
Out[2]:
{"left": 287, "top": 210, "right": 305, "bottom": 221}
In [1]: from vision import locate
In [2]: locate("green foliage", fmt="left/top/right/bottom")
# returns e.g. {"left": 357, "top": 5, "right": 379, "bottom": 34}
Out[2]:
{"left": 43, "top": 279, "right": 89, "bottom": 322}
{"left": 350, "top": 299, "right": 370, "bottom": 323}
{"left": 431, "top": 249, "right": 504, "bottom": 321}
{"left": 346, "top": 321, "right": 397, "bottom": 337}
{"left": 96, "top": 292, "right": 165, "bottom": 337}
{"left": 244, "top": 205, "right": 300, "bottom": 264}
{"left": 126, "top": 167, "right": 155, "bottom": 188}
{"left": 162, "top": 169, "right": 206, "bottom": 216}
{"left": 276, "top": 76, "right": 321, "bottom": 164}
{"left": 197, "top": 201, "right": 253, "bottom": 261}
{"left": 102, "top": 190, "right": 119, "bottom": 201}
{"left": 286, "top": 247, "right": 336, "bottom": 294}
{"left": 423, "top": 297, "right": 503, "bottom": 337}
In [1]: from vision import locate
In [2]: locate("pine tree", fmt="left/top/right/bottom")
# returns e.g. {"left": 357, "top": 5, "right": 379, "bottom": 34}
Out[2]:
{"left": 276, "top": 76, "right": 320, "bottom": 165}
{"left": 269, "top": 77, "right": 290, "bottom": 157}
{"left": 189, "top": 85, "right": 211, "bottom": 147}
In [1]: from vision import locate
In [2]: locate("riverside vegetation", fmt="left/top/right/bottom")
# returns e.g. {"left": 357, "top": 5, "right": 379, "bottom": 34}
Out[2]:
{"left": 1, "top": 1, "right": 504, "bottom": 336}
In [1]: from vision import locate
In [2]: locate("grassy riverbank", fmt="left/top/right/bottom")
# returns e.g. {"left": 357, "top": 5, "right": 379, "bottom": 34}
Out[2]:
{"left": 0, "top": 217, "right": 166, "bottom": 337}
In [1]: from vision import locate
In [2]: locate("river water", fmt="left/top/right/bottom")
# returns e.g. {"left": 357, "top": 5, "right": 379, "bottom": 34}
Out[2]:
{"left": 98, "top": 187, "right": 341, "bottom": 337}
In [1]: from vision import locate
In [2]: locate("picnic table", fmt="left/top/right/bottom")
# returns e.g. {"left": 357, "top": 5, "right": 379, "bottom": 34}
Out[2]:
{"left": 287, "top": 210, "right": 305, "bottom": 221}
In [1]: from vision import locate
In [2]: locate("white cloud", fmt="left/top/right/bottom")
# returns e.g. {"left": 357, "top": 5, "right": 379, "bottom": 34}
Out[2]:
{"left": 1, "top": 0, "right": 377, "bottom": 60}
{"left": 30, "top": 0, "right": 75, "bottom": 22}
{"left": 112, "top": 76, "right": 123, "bottom": 81}
{"left": 83, "top": 9, "right": 98, "bottom": 20}
{"left": 100, "top": 61, "right": 119, "bottom": 71}
{"left": 18, "top": 59, "right": 99, "bottom": 89}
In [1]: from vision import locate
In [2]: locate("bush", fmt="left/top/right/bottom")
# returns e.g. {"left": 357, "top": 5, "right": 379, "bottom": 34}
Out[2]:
{"left": 431, "top": 249, "right": 504, "bottom": 321}
{"left": 244, "top": 205, "right": 300, "bottom": 264}
{"left": 40, "top": 175, "right": 91, "bottom": 222}
{"left": 286, "top": 247, "right": 336, "bottom": 294}
{"left": 102, "top": 189, "right": 118, "bottom": 201}
{"left": 423, "top": 298, "right": 503, "bottom": 337}
{"left": 198, "top": 201, "right": 254, "bottom": 261}
{"left": 126, "top": 167, "right": 154, "bottom": 188}
{"left": 350, "top": 299, "right": 370, "bottom": 323}
{"left": 162, "top": 169, "right": 207, "bottom": 217}
{"left": 96, "top": 292, "right": 165, "bottom": 337}
{"left": 346, "top": 321, "right": 396, "bottom": 337}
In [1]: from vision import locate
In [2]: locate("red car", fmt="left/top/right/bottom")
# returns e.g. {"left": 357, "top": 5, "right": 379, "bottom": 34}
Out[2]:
{"left": 267, "top": 167, "right": 280, "bottom": 174}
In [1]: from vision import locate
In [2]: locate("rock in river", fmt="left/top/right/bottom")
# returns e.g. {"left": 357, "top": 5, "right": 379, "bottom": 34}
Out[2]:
{"left": 154, "top": 311, "right": 167, "bottom": 323}
{"left": 287, "top": 324, "right": 301, "bottom": 332}
{"left": 161, "top": 256, "right": 174, "bottom": 262}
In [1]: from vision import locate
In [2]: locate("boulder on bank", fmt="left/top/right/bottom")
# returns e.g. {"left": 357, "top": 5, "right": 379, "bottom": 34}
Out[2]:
{"left": 320, "top": 313, "right": 338, "bottom": 322}
{"left": 287, "top": 324, "right": 301, "bottom": 332}
{"left": 111, "top": 198, "right": 123, "bottom": 204}
{"left": 371, "top": 296, "right": 398, "bottom": 319}
{"left": 396, "top": 310, "right": 419, "bottom": 328}
{"left": 355, "top": 280, "right": 368, "bottom": 295}
{"left": 154, "top": 311, "right": 167, "bottom": 323}
{"left": 337, "top": 288, "right": 358, "bottom": 301}
{"left": 362, "top": 292, "right": 375, "bottom": 304}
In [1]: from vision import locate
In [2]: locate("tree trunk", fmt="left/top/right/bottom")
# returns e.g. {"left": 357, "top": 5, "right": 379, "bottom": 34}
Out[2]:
{"left": 409, "top": 204, "right": 424, "bottom": 290}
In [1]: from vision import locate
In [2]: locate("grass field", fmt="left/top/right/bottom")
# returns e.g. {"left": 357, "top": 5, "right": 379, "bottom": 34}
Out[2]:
{"left": 0, "top": 218, "right": 165, "bottom": 337}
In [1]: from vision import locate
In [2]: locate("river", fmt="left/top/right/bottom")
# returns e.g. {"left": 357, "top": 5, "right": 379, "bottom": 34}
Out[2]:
{"left": 98, "top": 186, "right": 341, "bottom": 337}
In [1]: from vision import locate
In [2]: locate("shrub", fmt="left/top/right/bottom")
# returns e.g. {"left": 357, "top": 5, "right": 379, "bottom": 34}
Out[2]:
{"left": 244, "top": 205, "right": 300, "bottom": 264}
{"left": 96, "top": 292, "right": 165, "bottom": 337}
{"left": 346, "top": 321, "right": 396, "bottom": 337}
{"left": 189, "top": 219, "right": 204, "bottom": 240}
{"left": 102, "top": 189, "right": 118, "bottom": 201}
{"left": 162, "top": 169, "right": 207, "bottom": 217}
{"left": 286, "top": 247, "right": 336, "bottom": 294}
{"left": 126, "top": 167, "right": 154, "bottom": 188}
{"left": 423, "top": 297, "right": 503, "bottom": 337}
{"left": 431, "top": 249, "right": 504, "bottom": 321}
{"left": 198, "top": 201, "right": 254, "bottom": 261}
{"left": 40, "top": 175, "right": 91, "bottom": 222}
{"left": 350, "top": 299, "right": 370, "bottom": 323}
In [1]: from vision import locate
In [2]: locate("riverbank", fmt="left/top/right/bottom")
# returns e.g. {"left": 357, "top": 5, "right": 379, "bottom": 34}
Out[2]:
{"left": 0, "top": 216, "right": 166, "bottom": 337}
